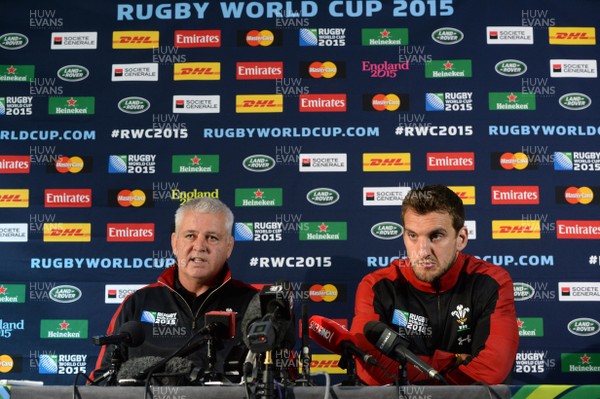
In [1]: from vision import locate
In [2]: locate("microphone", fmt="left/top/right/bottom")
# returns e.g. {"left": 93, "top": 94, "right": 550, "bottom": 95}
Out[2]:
{"left": 308, "top": 315, "right": 378, "bottom": 367}
{"left": 92, "top": 320, "right": 145, "bottom": 347}
{"left": 133, "top": 311, "right": 236, "bottom": 382}
{"left": 242, "top": 283, "right": 296, "bottom": 352}
{"left": 364, "top": 321, "right": 447, "bottom": 384}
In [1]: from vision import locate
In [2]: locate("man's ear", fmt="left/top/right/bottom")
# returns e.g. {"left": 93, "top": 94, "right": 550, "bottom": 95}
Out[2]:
{"left": 456, "top": 226, "right": 468, "bottom": 251}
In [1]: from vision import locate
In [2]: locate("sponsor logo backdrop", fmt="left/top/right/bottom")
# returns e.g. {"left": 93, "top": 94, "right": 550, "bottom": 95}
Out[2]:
{"left": 0, "top": 0, "right": 599, "bottom": 384}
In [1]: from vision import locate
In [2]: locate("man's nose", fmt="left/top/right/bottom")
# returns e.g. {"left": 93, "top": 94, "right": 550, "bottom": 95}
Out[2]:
{"left": 193, "top": 236, "right": 207, "bottom": 251}
{"left": 414, "top": 237, "right": 430, "bottom": 257}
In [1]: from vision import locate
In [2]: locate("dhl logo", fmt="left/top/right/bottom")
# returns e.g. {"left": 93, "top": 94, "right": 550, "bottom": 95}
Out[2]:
{"left": 0, "top": 189, "right": 29, "bottom": 208}
{"left": 492, "top": 220, "right": 541, "bottom": 239}
{"left": 174, "top": 62, "right": 221, "bottom": 81}
{"left": 363, "top": 153, "right": 411, "bottom": 172}
{"left": 112, "top": 31, "right": 159, "bottom": 49}
{"left": 448, "top": 186, "right": 476, "bottom": 205}
{"left": 43, "top": 223, "right": 91, "bottom": 242}
{"left": 236, "top": 95, "right": 283, "bottom": 113}
{"left": 549, "top": 27, "right": 596, "bottom": 45}
{"left": 310, "top": 354, "right": 345, "bottom": 374}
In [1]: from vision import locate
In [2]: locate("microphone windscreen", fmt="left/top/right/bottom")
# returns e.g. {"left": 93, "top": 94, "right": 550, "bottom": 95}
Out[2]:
{"left": 165, "top": 357, "right": 194, "bottom": 375}
{"left": 117, "top": 356, "right": 162, "bottom": 382}
{"left": 363, "top": 320, "right": 386, "bottom": 346}
{"left": 241, "top": 293, "right": 262, "bottom": 348}
{"left": 120, "top": 320, "right": 145, "bottom": 347}
{"left": 204, "top": 311, "right": 236, "bottom": 339}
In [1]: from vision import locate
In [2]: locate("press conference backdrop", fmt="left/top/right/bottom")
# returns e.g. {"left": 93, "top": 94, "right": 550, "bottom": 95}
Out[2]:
{"left": 0, "top": 0, "right": 599, "bottom": 386}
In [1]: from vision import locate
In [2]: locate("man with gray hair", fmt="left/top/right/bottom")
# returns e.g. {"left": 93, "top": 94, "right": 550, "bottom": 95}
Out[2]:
{"left": 92, "top": 197, "right": 257, "bottom": 384}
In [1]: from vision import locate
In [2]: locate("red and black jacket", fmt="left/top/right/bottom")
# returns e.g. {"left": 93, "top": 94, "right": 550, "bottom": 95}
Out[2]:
{"left": 351, "top": 252, "right": 519, "bottom": 385}
{"left": 91, "top": 264, "right": 258, "bottom": 383}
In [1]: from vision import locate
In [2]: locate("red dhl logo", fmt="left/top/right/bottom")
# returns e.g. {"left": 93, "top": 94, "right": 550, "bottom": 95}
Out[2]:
{"left": 48, "top": 228, "right": 87, "bottom": 237}
{"left": 118, "top": 36, "right": 154, "bottom": 44}
{"left": 0, "top": 194, "right": 26, "bottom": 202}
{"left": 241, "top": 100, "right": 279, "bottom": 108}
{"left": 367, "top": 158, "right": 405, "bottom": 166}
{"left": 180, "top": 67, "right": 219, "bottom": 75}
{"left": 555, "top": 32, "right": 591, "bottom": 40}
{"left": 498, "top": 225, "right": 536, "bottom": 233}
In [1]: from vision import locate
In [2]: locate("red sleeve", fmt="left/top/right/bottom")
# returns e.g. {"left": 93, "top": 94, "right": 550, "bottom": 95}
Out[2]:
{"left": 350, "top": 270, "right": 400, "bottom": 385}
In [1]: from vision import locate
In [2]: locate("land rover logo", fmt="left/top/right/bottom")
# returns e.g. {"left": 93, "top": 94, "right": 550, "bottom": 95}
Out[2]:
{"left": 49, "top": 285, "right": 82, "bottom": 303}
{"left": 513, "top": 282, "right": 535, "bottom": 301}
{"left": 559, "top": 93, "right": 591, "bottom": 111}
{"left": 371, "top": 222, "right": 403, "bottom": 240}
{"left": 431, "top": 28, "right": 464, "bottom": 45}
{"left": 306, "top": 188, "right": 340, "bottom": 206}
{"left": 495, "top": 59, "right": 527, "bottom": 77}
{"left": 568, "top": 318, "right": 600, "bottom": 336}
{"left": 118, "top": 97, "right": 151, "bottom": 114}
{"left": 0, "top": 33, "right": 29, "bottom": 50}
{"left": 57, "top": 65, "right": 90, "bottom": 82}
{"left": 242, "top": 154, "right": 275, "bottom": 172}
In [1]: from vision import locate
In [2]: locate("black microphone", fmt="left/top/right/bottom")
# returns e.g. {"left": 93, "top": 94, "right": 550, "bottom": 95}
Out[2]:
{"left": 92, "top": 320, "right": 145, "bottom": 347}
{"left": 364, "top": 321, "right": 447, "bottom": 384}
{"left": 133, "top": 312, "right": 235, "bottom": 381}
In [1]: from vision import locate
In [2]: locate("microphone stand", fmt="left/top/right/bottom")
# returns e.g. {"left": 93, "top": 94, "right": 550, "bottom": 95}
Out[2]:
{"left": 338, "top": 346, "right": 359, "bottom": 386}
{"left": 90, "top": 345, "right": 124, "bottom": 386}
{"left": 202, "top": 334, "right": 224, "bottom": 382}
{"left": 262, "top": 350, "right": 275, "bottom": 399}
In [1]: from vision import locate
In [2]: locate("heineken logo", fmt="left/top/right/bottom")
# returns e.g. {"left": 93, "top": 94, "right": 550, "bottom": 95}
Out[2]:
{"left": 431, "top": 28, "right": 463, "bottom": 45}
{"left": 306, "top": 188, "right": 339, "bottom": 206}
{"left": 0, "top": 33, "right": 29, "bottom": 50}
{"left": 370, "top": 222, "right": 403, "bottom": 240}
{"left": 57, "top": 65, "right": 89, "bottom": 82}
{"left": 559, "top": 93, "right": 591, "bottom": 111}
{"left": 49, "top": 285, "right": 82, "bottom": 304}
{"left": 513, "top": 282, "right": 535, "bottom": 301}
{"left": 568, "top": 318, "right": 600, "bottom": 336}
{"left": 495, "top": 59, "right": 527, "bottom": 77}
{"left": 242, "top": 154, "right": 275, "bottom": 172}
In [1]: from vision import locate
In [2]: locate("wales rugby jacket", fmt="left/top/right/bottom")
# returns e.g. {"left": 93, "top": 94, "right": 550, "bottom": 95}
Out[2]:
{"left": 91, "top": 264, "right": 258, "bottom": 384}
{"left": 351, "top": 252, "right": 519, "bottom": 385}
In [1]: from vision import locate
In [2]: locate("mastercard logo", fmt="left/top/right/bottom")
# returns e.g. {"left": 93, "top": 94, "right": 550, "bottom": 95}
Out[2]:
{"left": 308, "top": 61, "right": 338, "bottom": 78}
{"left": 499, "top": 152, "right": 529, "bottom": 170}
{"left": 564, "top": 186, "right": 594, "bottom": 204}
{"left": 117, "top": 189, "right": 147, "bottom": 207}
{"left": 372, "top": 94, "right": 401, "bottom": 111}
{"left": 246, "top": 30, "right": 274, "bottom": 47}
{"left": 309, "top": 284, "right": 338, "bottom": 302}
{"left": 55, "top": 156, "right": 85, "bottom": 173}
{"left": 0, "top": 354, "right": 15, "bottom": 372}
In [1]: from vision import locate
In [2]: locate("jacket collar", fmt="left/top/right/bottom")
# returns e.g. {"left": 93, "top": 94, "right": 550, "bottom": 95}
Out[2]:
{"left": 400, "top": 252, "right": 466, "bottom": 293}
{"left": 158, "top": 262, "right": 232, "bottom": 290}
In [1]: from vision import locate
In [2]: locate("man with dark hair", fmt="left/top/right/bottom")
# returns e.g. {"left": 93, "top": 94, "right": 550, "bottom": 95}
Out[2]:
{"left": 91, "top": 197, "right": 258, "bottom": 384}
{"left": 351, "top": 184, "right": 519, "bottom": 385}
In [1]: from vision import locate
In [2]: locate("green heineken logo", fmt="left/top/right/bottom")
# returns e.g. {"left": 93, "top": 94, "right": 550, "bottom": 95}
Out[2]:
{"left": 0, "top": 284, "right": 26, "bottom": 303}
{"left": 48, "top": 96, "right": 95, "bottom": 115}
{"left": 561, "top": 353, "right": 600, "bottom": 372}
{"left": 40, "top": 319, "right": 88, "bottom": 339}
{"left": 235, "top": 188, "right": 283, "bottom": 207}
{"left": 299, "top": 222, "right": 347, "bottom": 241}
{"left": 489, "top": 92, "right": 536, "bottom": 111}
{"left": 172, "top": 155, "right": 219, "bottom": 173}
{"left": 425, "top": 60, "right": 471, "bottom": 78}
{"left": 0, "top": 64, "right": 35, "bottom": 82}
{"left": 362, "top": 28, "right": 408, "bottom": 46}
{"left": 517, "top": 317, "right": 544, "bottom": 337}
